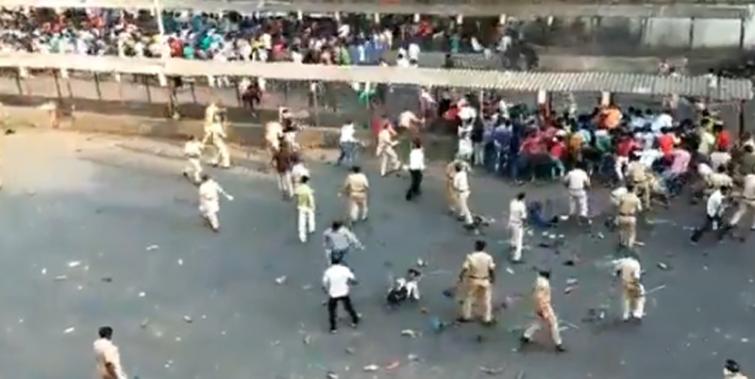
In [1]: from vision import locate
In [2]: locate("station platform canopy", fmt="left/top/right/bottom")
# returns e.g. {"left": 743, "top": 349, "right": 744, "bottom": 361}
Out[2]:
{"left": 3, "top": 0, "right": 751, "bottom": 19}
{"left": 1, "top": 52, "right": 751, "bottom": 101}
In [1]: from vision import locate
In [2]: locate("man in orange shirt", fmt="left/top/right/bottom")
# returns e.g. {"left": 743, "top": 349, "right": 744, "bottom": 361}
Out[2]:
{"left": 599, "top": 103, "right": 622, "bottom": 130}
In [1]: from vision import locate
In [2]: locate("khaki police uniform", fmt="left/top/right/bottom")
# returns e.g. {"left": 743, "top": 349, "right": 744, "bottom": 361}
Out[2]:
{"left": 523, "top": 276, "right": 563, "bottom": 346}
{"left": 203, "top": 121, "right": 231, "bottom": 168}
{"left": 459, "top": 251, "right": 495, "bottom": 323}
{"left": 614, "top": 257, "right": 645, "bottom": 320}
{"left": 730, "top": 174, "right": 755, "bottom": 230}
{"left": 564, "top": 168, "right": 590, "bottom": 218}
{"left": 377, "top": 128, "right": 401, "bottom": 176}
{"left": 343, "top": 172, "right": 369, "bottom": 222}
{"left": 183, "top": 140, "right": 203, "bottom": 183}
{"left": 627, "top": 161, "right": 651, "bottom": 208}
{"left": 617, "top": 191, "right": 642, "bottom": 248}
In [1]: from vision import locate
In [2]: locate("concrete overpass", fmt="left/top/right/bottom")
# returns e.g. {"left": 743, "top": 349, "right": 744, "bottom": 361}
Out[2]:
{"left": 6, "top": 0, "right": 752, "bottom": 19}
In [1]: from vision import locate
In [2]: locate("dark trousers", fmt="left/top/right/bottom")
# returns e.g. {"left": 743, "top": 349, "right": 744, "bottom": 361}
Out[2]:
{"left": 691, "top": 215, "right": 722, "bottom": 242}
{"left": 405, "top": 169, "right": 423, "bottom": 200}
{"left": 328, "top": 295, "right": 359, "bottom": 331}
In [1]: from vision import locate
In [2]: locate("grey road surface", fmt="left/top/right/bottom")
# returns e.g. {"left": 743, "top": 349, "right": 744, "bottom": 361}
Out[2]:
{"left": 1, "top": 130, "right": 754, "bottom": 379}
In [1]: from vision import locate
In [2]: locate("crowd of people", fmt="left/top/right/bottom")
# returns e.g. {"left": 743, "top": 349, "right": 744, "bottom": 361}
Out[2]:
{"left": 0, "top": 7, "right": 534, "bottom": 69}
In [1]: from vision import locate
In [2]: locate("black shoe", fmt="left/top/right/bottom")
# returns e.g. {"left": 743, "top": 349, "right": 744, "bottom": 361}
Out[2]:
{"left": 519, "top": 336, "right": 531, "bottom": 345}
{"left": 456, "top": 317, "right": 471, "bottom": 323}
{"left": 555, "top": 344, "right": 567, "bottom": 353}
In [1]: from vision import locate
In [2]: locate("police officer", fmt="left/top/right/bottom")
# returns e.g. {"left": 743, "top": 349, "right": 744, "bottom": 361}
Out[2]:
{"left": 444, "top": 157, "right": 469, "bottom": 215}
{"left": 203, "top": 114, "right": 231, "bottom": 169}
{"left": 727, "top": 173, "right": 755, "bottom": 231}
{"left": 198, "top": 174, "right": 234, "bottom": 232}
{"left": 182, "top": 135, "right": 203, "bottom": 184}
{"left": 453, "top": 162, "right": 474, "bottom": 226}
{"left": 521, "top": 270, "right": 566, "bottom": 352}
{"left": 613, "top": 256, "right": 645, "bottom": 322}
{"left": 617, "top": 183, "right": 642, "bottom": 249}
{"left": 376, "top": 123, "right": 401, "bottom": 176}
{"left": 457, "top": 240, "right": 496, "bottom": 324}
{"left": 341, "top": 166, "right": 369, "bottom": 223}
{"left": 626, "top": 154, "right": 651, "bottom": 209}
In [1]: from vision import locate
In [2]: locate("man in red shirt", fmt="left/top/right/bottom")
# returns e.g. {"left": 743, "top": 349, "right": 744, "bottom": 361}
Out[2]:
{"left": 658, "top": 128, "right": 675, "bottom": 158}
{"left": 549, "top": 136, "right": 567, "bottom": 178}
{"left": 714, "top": 123, "right": 731, "bottom": 151}
{"left": 615, "top": 133, "right": 638, "bottom": 181}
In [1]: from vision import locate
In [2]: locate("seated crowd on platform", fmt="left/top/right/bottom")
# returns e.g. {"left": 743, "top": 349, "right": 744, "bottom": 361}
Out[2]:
{"left": 0, "top": 7, "right": 526, "bottom": 66}
{"left": 395, "top": 91, "right": 754, "bottom": 197}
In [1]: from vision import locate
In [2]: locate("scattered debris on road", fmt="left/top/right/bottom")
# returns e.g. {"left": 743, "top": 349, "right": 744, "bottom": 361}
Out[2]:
{"left": 146, "top": 245, "right": 160, "bottom": 251}
{"left": 480, "top": 366, "right": 505, "bottom": 375}
{"left": 275, "top": 276, "right": 287, "bottom": 285}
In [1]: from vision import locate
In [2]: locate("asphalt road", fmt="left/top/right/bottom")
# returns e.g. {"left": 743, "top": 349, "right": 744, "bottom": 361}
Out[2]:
{"left": 1, "top": 129, "right": 754, "bottom": 379}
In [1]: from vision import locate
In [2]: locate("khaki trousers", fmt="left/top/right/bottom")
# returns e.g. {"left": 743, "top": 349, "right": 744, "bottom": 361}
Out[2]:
{"left": 348, "top": 194, "right": 368, "bottom": 221}
{"left": 622, "top": 285, "right": 646, "bottom": 320}
{"left": 730, "top": 200, "right": 755, "bottom": 229}
{"left": 617, "top": 215, "right": 637, "bottom": 248}
{"left": 457, "top": 190, "right": 473, "bottom": 224}
{"left": 184, "top": 157, "right": 202, "bottom": 183}
{"left": 523, "top": 309, "right": 562, "bottom": 345}
{"left": 460, "top": 278, "right": 492, "bottom": 322}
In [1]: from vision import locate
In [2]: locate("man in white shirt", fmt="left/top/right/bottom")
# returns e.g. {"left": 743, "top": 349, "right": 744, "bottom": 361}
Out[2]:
{"left": 651, "top": 110, "right": 673, "bottom": 133}
{"left": 508, "top": 192, "right": 527, "bottom": 262}
{"left": 336, "top": 120, "right": 359, "bottom": 166}
{"left": 613, "top": 256, "right": 645, "bottom": 321}
{"left": 93, "top": 326, "right": 127, "bottom": 379}
{"left": 723, "top": 359, "right": 748, "bottom": 379}
{"left": 182, "top": 135, "right": 204, "bottom": 184}
{"left": 710, "top": 146, "right": 732, "bottom": 171}
{"left": 322, "top": 256, "right": 360, "bottom": 333}
{"left": 453, "top": 162, "right": 474, "bottom": 226}
{"left": 291, "top": 155, "right": 310, "bottom": 188}
{"left": 376, "top": 124, "right": 401, "bottom": 176}
{"left": 405, "top": 139, "right": 425, "bottom": 201}
{"left": 691, "top": 185, "right": 728, "bottom": 243}
{"left": 198, "top": 174, "right": 234, "bottom": 232}
{"left": 563, "top": 164, "right": 591, "bottom": 222}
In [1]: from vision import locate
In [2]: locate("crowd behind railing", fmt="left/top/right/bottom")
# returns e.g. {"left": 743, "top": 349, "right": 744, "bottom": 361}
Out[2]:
{"left": 0, "top": 7, "right": 538, "bottom": 69}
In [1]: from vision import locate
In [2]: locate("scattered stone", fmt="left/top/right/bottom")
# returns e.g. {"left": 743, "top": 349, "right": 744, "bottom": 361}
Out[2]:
{"left": 101, "top": 277, "right": 113, "bottom": 283}
{"left": 345, "top": 347, "right": 356, "bottom": 355}
{"left": 301, "top": 284, "right": 313, "bottom": 291}
{"left": 63, "top": 327, "right": 76, "bottom": 334}
{"left": 742, "top": 338, "right": 750, "bottom": 343}
{"left": 140, "top": 318, "right": 150, "bottom": 328}
{"left": 566, "top": 278, "right": 578, "bottom": 286}
{"left": 326, "top": 371, "right": 338, "bottom": 379}
{"left": 275, "top": 276, "right": 287, "bottom": 285}
{"left": 385, "top": 361, "right": 400, "bottom": 370}
{"left": 363, "top": 364, "right": 379, "bottom": 372}
{"left": 54, "top": 275, "right": 68, "bottom": 281}
{"left": 419, "top": 307, "right": 428, "bottom": 314}
{"left": 177, "top": 259, "right": 184, "bottom": 266}
{"left": 183, "top": 315, "right": 193, "bottom": 323}
{"left": 407, "top": 354, "right": 419, "bottom": 362}
{"left": 505, "top": 267, "right": 515, "bottom": 275}
{"left": 401, "top": 329, "right": 416, "bottom": 338}
{"left": 417, "top": 258, "right": 427, "bottom": 267}
{"left": 67, "top": 261, "right": 82, "bottom": 268}
{"left": 480, "top": 366, "right": 505, "bottom": 375}
{"left": 303, "top": 334, "right": 312, "bottom": 345}
{"left": 564, "top": 286, "right": 577, "bottom": 294}
{"left": 145, "top": 245, "right": 159, "bottom": 251}
{"left": 138, "top": 291, "right": 146, "bottom": 298}
{"left": 657, "top": 262, "right": 670, "bottom": 271}
{"left": 41, "top": 268, "right": 47, "bottom": 275}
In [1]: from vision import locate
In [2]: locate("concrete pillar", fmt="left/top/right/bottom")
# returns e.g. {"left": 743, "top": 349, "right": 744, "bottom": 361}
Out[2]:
{"left": 601, "top": 91, "right": 611, "bottom": 106}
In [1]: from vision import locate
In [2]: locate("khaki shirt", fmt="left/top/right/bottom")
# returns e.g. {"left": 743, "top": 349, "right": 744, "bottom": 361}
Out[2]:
{"left": 377, "top": 129, "right": 396, "bottom": 154}
{"left": 742, "top": 174, "right": 755, "bottom": 201}
{"left": 627, "top": 162, "right": 647, "bottom": 183}
{"left": 618, "top": 192, "right": 642, "bottom": 215}
{"left": 462, "top": 251, "right": 495, "bottom": 279}
{"left": 709, "top": 172, "right": 733, "bottom": 189}
{"left": 343, "top": 173, "right": 369, "bottom": 198}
